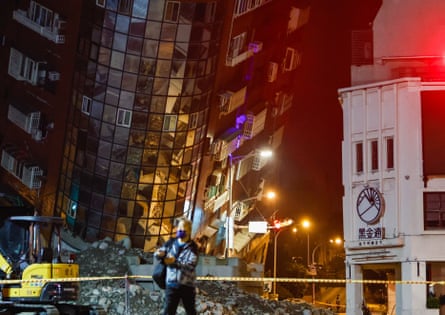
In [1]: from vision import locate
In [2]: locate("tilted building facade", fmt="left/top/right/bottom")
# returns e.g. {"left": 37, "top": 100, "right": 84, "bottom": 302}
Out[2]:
{"left": 0, "top": 0, "right": 306, "bottom": 267}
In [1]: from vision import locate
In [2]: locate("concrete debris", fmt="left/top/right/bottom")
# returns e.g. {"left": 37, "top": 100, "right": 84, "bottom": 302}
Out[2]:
{"left": 75, "top": 238, "right": 335, "bottom": 315}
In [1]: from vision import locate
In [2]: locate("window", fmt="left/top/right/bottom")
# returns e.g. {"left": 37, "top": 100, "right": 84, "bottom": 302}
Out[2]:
{"left": 385, "top": 137, "right": 394, "bottom": 170}
{"left": 82, "top": 96, "right": 92, "bottom": 115}
{"left": 234, "top": 0, "right": 267, "bottom": 16}
{"left": 8, "top": 48, "right": 46, "bottom": 85}
{"left": 189, "top": 113, "right": 198, "bottom": 129}
{"left": 370, "top": 139, "right": 378, "bottom": 171}
{"left": 118, "top": 0, "right": 133, "bottom": 14}
{"left": 163, "top": 115, "right": 177, "bottom": 131}
{"left": 29, "top": 1, "right": 53, "bottom": 27}
{"left": 67, "top": 200, "right": 78, "bottom": 218}
{"left": 228, "top": 32, "right": 246, "bottom": 58}
{"left": 283, "top": 47, "right": 300, "bottom": 71}
{"left": 116, "top": 108, "right": 132, "bottom": 127}
{"left": 424, "top": 192, "right": 445, "bottom": 229}
{"left": 205, "top": 2, "right": 217, "bottom": 23}
{"left": 96, "top": 0, "right": 106, "bottom": 7}
{"left": 165, "top": 1, "right": 180, "bottom": 22}
{"left": 355, "top": 142, "right": 363, "bottom": 173}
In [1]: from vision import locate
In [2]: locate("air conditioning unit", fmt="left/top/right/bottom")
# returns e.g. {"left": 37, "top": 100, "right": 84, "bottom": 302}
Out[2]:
{"left": 218, "top": 91, "right": 233, "bottom": 112}
{"left": 21, "top": 163, "right": 43, "bottom": 189}
{"left": 283, "top": 47, "right": 301, "bottom": 71}
{"left": 267, "top": 62, "right": 278, "bottom": 82}
{"left": 7, "top": 105, "right": 41, "bottom": 134}
{"left": 48, "top": 71, "right": 60, "bottom": 81}
{"left": 32, "top": 129, "right": 43, "bottom": 141}
{"left": 248, "top": 41, "right": 263, "bottom": 54}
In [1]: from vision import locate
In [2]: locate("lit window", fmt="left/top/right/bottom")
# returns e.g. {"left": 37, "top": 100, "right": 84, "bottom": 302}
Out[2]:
{"left": 117, "top": 108, "right": 132, "bottom": 127}
{"left": 165, "top": 1, "right": 180, "bottom": 22}
{"left": 163, "top": 115, "right": 177, "bottom": 131}
{"left": 81, "top": 96, "right": 92, "bottom": 115}
{"left": 67, "top": 200, "right": 78, "bottom": 218}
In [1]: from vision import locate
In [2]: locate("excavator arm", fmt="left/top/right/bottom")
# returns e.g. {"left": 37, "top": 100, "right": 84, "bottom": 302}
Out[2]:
{"left": 0, "top": 251, "right": 13, "bottom": 277}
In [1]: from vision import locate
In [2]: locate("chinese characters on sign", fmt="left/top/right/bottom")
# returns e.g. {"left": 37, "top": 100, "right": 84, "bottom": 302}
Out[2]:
{"left": 358, "top": 227, "right": 383, "bottom": 240}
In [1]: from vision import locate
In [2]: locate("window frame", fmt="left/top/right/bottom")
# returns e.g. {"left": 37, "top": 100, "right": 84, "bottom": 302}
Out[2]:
{"left": 116, "top": 108, "right": 132, "bottom": 127}
{"left": 369, "top": 139, "right": 379, "bottom": 172}
{"left": 385, "top": 136, "right": 394, "bottom": 170}
{"left": 165, "top": 1, "right": 180, "bottom": 22}
{"left": 424, "top": 192, "right": 445, "bottom": 230}
{"left": 354, "top": 141, "right": 364, "bottom": 174}
{"left": 29, "top": 1, "right": 53, "bottom": 27}
{"left": 163, "top": 114, "right": 177, "bottom": 131}
{"left": 228, "top": 32, "right": 247, "bottom": 58}
{"left": 82, "top": 96, "right": 92, "bottom": 115}
{"left": 96, "top": 0, "right": 106, "bottom": 7}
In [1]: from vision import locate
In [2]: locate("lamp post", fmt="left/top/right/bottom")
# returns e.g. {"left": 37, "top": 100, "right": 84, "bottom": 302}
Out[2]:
{"left": 272, "top": 228, "right": 283, "bottom": 300}
{"left": 310, "top": 238, "right": 343, "bottom": 304}
{"left": 224, "top": 149, "right": 272, "bottom": 258}
{"left": 301, "top": 219, "right": 311, "bottom": 267}
{"left": 310, "top": 244, "right": 322, "bottom": 304}
{"left": 271, "top": 218, "right": 293, "bottom": 300}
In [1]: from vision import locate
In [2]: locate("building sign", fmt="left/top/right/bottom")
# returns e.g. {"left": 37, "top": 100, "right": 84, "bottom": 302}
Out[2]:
{"left": 358, "top": 226, "right": 384, "bottom": 240}
{"left": 248, "top": 221, "right": 268, "bottom": 233}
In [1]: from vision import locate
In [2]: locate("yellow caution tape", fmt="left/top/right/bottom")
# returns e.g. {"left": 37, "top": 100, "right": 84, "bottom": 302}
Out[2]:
{"left": 1, "top": 275, "right": 443, "bottom": 286}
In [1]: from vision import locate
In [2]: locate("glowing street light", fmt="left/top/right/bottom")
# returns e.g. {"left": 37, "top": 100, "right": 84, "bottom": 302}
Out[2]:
{"left": 310, "top": 237, "right": 343, "bottom": 304}
{"left": 301, "top": 219, "right": 311, "bottom": 267}
{"left": 271, "top": 217, "right": 293, "bottom": 300}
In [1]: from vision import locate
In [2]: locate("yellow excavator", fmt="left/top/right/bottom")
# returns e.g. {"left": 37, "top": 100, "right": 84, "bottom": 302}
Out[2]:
{"left": 0, "top": 210, "right": 104, "bottom": 314}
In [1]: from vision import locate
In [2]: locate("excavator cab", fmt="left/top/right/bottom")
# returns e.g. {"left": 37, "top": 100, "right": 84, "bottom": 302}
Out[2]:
{"left": 0, "top": 215, "right": 80, "bottom": 302}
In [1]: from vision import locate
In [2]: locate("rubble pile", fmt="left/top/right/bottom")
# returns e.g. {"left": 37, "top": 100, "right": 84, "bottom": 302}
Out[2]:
{"left": 75, "top": 238, "right": 334, "bottom": 315}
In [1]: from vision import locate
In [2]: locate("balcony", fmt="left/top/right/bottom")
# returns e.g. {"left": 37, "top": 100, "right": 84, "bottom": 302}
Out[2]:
{"left": 8, "top": 103, "right": 41, "bottom": 135}
{"left": 243, "top": 107, "right": 267, "bottom": 139}
{"left": 226, "top": 50, "right": 254, "bottom": 67}
{"left": 8, "top": 48, "right": 47, "bottom": 86}
{"left": 218, "top": 86, "right": 247, "bottom": 115}
{"left": 211, "top": 128, "right": 242, "bottom": 161}
{"left": 13, "top": 9, "right": 65, "bottom": 44}
{"left": 1, "top": 146, "right": 43, "bottom": 189}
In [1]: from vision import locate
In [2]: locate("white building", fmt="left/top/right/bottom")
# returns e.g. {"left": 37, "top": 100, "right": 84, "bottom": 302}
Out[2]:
{"left": 339, "top": 1, "right": 445, "bottom": 314}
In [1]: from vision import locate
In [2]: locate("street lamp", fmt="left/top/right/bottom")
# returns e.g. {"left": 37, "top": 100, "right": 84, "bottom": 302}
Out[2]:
{"left": 225, "top": 149, "right": 273, "bottom": 258}
{"left": 293, "top": 219, "right": 313, "bottom": 303}
{"left": 301, "top": 219, "right": 311, "bottom": 267}
{"left": 310, "top": 237, "right": 343, "bottom": 304}
{"left": 271, "top": 217, "right": 293, "bottom": 300}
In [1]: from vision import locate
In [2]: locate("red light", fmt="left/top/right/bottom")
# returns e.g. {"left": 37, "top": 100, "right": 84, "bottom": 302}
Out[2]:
{"left": 69, "top": 253, "right": 76, "bottom": 263}
{"left": 273, "top": 219, "right": 281, "bottom": 229}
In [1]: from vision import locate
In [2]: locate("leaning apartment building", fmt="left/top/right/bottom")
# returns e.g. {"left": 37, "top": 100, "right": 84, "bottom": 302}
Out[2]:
{"left": 339, "top": 0, "right": 445, "bottom": 314}
{"left": 0, "top": 0, "right": 306, "bottom": 269}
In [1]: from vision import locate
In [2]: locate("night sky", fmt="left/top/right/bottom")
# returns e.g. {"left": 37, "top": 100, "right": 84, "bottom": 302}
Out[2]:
{"left": 271, "top": 0, "right": 382, "bottom": 262}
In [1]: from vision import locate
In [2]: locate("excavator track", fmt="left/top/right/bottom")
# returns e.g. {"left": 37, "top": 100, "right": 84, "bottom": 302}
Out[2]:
{"left": 0, "top": 303, "right": 105, "bottom": 314}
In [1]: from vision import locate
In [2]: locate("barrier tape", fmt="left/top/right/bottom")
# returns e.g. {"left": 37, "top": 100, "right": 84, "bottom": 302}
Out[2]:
{"left": 0, "top": 275, "right": 443, "bottom": 286}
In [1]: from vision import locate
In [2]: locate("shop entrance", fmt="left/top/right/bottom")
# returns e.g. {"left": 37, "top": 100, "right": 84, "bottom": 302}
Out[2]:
{"left": 362, "top": 263, "right": 399, "bottom": 315}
